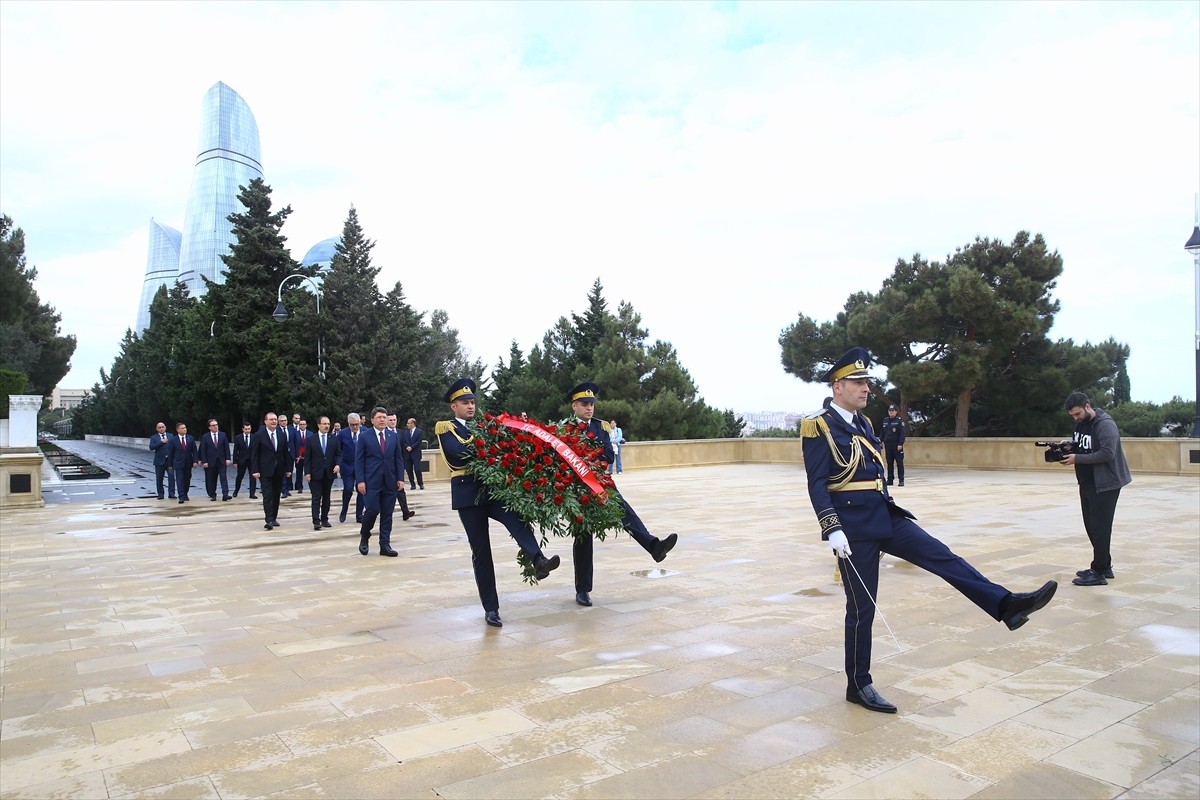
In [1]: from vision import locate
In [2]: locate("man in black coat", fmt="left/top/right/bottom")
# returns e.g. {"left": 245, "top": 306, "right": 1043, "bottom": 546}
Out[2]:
{"left": 250, "top": 411, "right": 292, "bottom": 530}
{"left": 304, "top": 416, "right": 342, "bottom": 531}
{"left": 231, "top": 422, "right": 257, "bottom": 499}
{"left": 402, "top": 417, "right": 425, "bottom": 490}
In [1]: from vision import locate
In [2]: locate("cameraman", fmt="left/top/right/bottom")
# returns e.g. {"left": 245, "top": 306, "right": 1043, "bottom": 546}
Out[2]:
{"left": 1057, "top": 391, "right": 1131, "bottom": 586}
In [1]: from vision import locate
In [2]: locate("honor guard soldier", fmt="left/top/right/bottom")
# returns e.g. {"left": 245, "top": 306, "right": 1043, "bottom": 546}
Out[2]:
{"left": 566, "top": 382, "right": 677, "bottom": 607}
{"left": 880, "top": 404, "right": 906, "bottom": 486}
{"left": 436, "top": 378, "right": 562, "bottom": 628}
{"left": 802, "top": 347, "right": 1058, "bottom": 713}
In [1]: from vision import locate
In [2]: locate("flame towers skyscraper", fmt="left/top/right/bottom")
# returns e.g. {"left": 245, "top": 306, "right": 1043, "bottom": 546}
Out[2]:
{"left": 136, "top": 82, "right": 263, "bottom": 331}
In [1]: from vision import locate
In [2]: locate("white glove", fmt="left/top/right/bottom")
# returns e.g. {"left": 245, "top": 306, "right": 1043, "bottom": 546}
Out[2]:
{"left": 827, "top": 530, "right": 852, "bottom": 558}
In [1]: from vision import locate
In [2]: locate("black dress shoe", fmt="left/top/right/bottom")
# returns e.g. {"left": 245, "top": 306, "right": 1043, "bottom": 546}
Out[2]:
{"left": 1076, "top": 567, "right": 1114, "bottom": 579}
{"left": 178, "top": 499, "right": 185, "bottom": 504}
{"left": 1072, "top": 569, "right": 1108, "bottom": 586}
{"left": 249, "top": 494, "right": 257, "bottom": 500}
{"left": 271, "top": 520, "right": 280, "bottom": 528}
{"left": 652, "top": 533, "right": 678, "bottom": 563}
{"left": 485, "top": 611, "right": 503, "bottom": 627}
{"left": 410, "top": 484, "right": 417, "bottom": 490}
{"left": 898, "top": 480, "right": 905, "bottom": 486}
{"left": 263, "top": 523, "right": 272, "bottom": 530}
{"left": 846, "top": 684, "right": 897, "bottom": 713}
{"left": 210, "top": 496, "right": 216, "bottom": 501}
{"left": 402, "top": 510, "right": 416, "bottom": 521}
{"left": 533, "top": 554, "right": 561, "bottom": 580}
{"left": 222, "top": 495, "right": 231, "bottom": 501}
{"left": 1002, "top": 580, "right": 1058, "bottom": 630}
{"left": 380, "top": 547, "right": 398, "bottom": 557}
{"left": 358, "top": 535, "right": 369, "bottom": 556}
{"left": 575, "top": 591, "right": 592, "bottom": 607}
{"left": 314, "top": 523, "right": 322, "bottom": 531}
{"left": 157, "top": 495, "right": 165, "bottom": 500}
{"left": 168, "top": 495, "right": 176, "bottom": 499}
{"left": 321, "top": 521, "right": 332, "bottom": 528}
{"left": 338, "top": 510, "right": 347, "bottom": 523}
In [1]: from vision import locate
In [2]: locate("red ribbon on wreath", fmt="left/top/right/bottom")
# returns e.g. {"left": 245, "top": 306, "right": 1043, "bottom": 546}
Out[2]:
{"left": 496, "top": 413, "right": 608, "bottom": 503}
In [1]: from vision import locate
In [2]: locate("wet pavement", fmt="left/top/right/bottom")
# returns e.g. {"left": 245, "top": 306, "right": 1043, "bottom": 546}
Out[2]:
{"left": 41, "top": 438, "right": 213, "bottom": 505}
{"left": 2, "top": 453, "right": 1197, "bottom": 799}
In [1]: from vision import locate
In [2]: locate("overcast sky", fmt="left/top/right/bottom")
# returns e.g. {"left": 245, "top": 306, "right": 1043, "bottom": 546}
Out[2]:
{"left": 2, "top": 0, "right": 1197, "bottom": 414}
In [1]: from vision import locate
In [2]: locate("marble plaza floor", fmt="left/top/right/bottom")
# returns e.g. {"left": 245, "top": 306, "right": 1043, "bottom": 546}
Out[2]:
{"left": 1, "top": 464, "right": 1197, "bottom": 799}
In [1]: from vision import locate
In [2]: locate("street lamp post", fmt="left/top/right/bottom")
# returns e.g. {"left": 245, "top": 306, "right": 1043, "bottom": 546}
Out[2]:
{"left": 1185, "top": 193, "right": 1200, "bottom": 437}
{"left": 273, "top": 273, "right": 325, "bottom": 379}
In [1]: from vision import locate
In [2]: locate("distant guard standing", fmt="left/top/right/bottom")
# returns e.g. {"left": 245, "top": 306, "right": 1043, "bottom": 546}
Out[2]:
{"left": 802, "top": 347, "right": 1057, "bottom": 714}
{"left": 880, "top": 404, "right": 906, "bottom": 486}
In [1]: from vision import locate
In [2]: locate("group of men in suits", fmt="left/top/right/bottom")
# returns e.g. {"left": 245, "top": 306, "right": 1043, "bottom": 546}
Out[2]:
{"left": 150, "top": 410, "right": 427, "bottom": 540}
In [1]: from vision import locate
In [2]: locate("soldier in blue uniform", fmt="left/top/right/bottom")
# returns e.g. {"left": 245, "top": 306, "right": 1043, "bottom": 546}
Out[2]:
{"left": 566, "top": 382, "right": 678, "bottom": 608}
{"left": 802, "top": 348, "right": 1057, "bottom": 713}
{"left": 880, "top": 404, "right": 906, "bottom": 486}
{"left": 436, "top": 378, "right": 561, "bottom": 628}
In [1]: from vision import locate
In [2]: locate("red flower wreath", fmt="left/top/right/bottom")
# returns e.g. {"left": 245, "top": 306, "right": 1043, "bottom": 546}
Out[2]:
{"left": 464, "top": 412, "right": 627, "bottom": 582}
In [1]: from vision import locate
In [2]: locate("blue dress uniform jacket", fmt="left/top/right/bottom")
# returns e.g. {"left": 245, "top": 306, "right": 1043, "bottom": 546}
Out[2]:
{"left": 802, "top": 407, "right": 1008, "bottom": 691}
{"left": 437, "top": 418, "right": 544, "bottom": 612}
{"left": 567, "top": 417, "right": 659, "bottom": 593}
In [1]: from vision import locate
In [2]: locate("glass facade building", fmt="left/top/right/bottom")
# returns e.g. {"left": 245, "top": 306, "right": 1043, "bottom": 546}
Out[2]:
{"left": 137, "top": 82, "right": 263, "bottom": 331}
{"left": 176, "top": 82, "right": 263, "bottom": 296}
{"left": 136, "top": 220, "right": 183, "bottom": 332}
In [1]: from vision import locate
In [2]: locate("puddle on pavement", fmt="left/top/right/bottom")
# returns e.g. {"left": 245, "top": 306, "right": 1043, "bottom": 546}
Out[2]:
{"left": 796, "top": 588, "right": 836, "bottom": 597}
{"left": 630, "top": 568, "right": 679, "bottom": 578}
{"left": 1135, "top": 624, "right": 1200, "bottom": 655}
{"left": 232, "top": 537, "right": 334, "bottom": 549}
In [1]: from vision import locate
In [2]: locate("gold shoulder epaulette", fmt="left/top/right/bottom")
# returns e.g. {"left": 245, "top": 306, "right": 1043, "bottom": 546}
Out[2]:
{"left": 800, "top": 414, "right": 827, "bottom": 438}
{"left": 601, "top": 420, "right": 612, "bottom": 433}
{"left": 434, "top": 420, "right": 456, "bottom": 436}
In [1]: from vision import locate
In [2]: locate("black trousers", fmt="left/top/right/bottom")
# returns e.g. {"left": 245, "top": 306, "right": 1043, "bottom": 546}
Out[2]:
{"left": 341, "top": 474, "right": 365, "bottom": 521}
{"left": 234, "top": 462, "right": 256, "bottom": 496}
{"left": 293, "top": 460, "right": 305, "bottom": 492}
{"left": 259, "top": 474, "right": 282, "bottom": 523}
{"left": 885, "top": 443, "right": 904, "bottom": 483}
{"left": 360, "top": 484, "right": 408, "bottom": 548}
{"left": 204, "top": 463, "right": 228, "bottom": 498}
{"left": 155, "top": 463, "right": 175, "bottom": 498}
{"left": 309, "top": 476, "right": 333, "bottom": 523}
{"left": 405, "top": 456, "right": 424, "bottom": 488}
{"left": 572, "top": 497, "right": 658, "bottom": 592}
{"left": 174, "top": 465, "right": 193, "bottom": 500}
{"left": 1079, "top": 484, "right": 1120, "bottom": 572}
{"left": 836, "top": 511, "right": 1008, "bottom": 691}
{"left": 458, "top": 503, "right": 543, "bottom": 612}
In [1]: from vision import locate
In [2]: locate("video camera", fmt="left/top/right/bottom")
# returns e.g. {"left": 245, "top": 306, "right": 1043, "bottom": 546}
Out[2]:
{"left": 1034, "top": 441, "right": 1074, "bottom": 462}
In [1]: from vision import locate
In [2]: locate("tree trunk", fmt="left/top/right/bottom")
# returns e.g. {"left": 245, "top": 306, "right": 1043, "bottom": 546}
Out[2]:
{"left": 955, "top": 388, "right": 971, "bottom": 437}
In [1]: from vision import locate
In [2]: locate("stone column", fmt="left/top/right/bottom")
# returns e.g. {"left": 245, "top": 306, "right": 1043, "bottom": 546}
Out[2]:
{"left": 1, "top": 394, "right": 46, "bottom": 508}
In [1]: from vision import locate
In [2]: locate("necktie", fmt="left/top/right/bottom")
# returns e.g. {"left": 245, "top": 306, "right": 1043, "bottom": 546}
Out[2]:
{"left": 270, "top": 431, "right": 276, "bottom": 449}
{"left": 379, "top": 431, "right": 386, "bottom": 453}
{"left": 180, "top": 435, "right": 185, "bottom": 448}
{"left": 353, "top": 431, "right": 358, "bottom": 443}
{"left": 854, "top": 416, "right": 868, "bottom": 437}
{"left": 213, "top": 433, "right": 218, "bottom": 447}
{"left": 244, "top": 434, "right": 249, "bottom": 447}
{"left": 320, "top": 434, "right": 326, "bottom": 452}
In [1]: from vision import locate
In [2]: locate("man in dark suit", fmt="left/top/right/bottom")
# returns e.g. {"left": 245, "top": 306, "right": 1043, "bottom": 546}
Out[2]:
{"left": 565, "top": 382, "right": 678, "bottom": 609}
{"left": 231, "top": 422, "right": 257, "bottom": 499}
{"left": 277, "top": 411, "right": 295, "bottom": 498}
{"left": 148, "top": 421, "right": 175, "bottom": 500}
{"left": 802, "top": 347, "right": 1057, "bottom": 714}
{"left": 250, "top": 411, "right": 292, "bottom": 529}
{"left": 436, "top": 378, "right": 561, "bottom": 627}
{"left": 304, "top": 416, "right": 341, "bottom": 531}
{"left": 293, "top": 417, "right": 308, "bottom": 495}
{"left": 336, "top": 412, "right": 365, "bottom": 524}
{"left": 402, "top": 417, "right": 425, "bottom": 490}
{"left": 355, "top": 406, "right": 413, "bottom": 557}
{"left": 198, "top": 418, "right": 232, "bottom": 501}
{"left": 166, "top": 422, "right": 198, "bottom": 503}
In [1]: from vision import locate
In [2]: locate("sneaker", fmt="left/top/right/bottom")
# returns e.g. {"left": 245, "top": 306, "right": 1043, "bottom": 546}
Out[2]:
{"left": 1075, "top": 567, "right": 1114, "bottom": 580}
{"left": 1072, "top": 569, "right": 1108, "bottom": 586}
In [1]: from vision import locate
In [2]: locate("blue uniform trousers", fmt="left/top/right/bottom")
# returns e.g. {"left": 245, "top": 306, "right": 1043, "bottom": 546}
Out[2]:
{"left": 572, "top": 496, "right": 659, "bottom": 592}
{"left": 837, "top": 508, "right": 1008, "bottom": 691}
{"left": 458, "top": 502, "right": 543, "bottom": 612}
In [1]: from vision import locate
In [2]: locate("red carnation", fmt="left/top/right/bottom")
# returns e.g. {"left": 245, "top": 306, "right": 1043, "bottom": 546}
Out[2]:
{"left": 554, "top": 494, "right": 564, "bottom": 505}
{"left": 580, "top": 494, "right": 591, "bottom": 505}
{"left": 575, "top": 514, "right": 584, "bottom": 523}
{"left": 536, "top": 492, "right": 544, "bottom": 503}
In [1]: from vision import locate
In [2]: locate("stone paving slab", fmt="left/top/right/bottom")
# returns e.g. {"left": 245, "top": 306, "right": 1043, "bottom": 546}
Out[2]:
{"left": 1, "top": 464, "right": 1197, "bottom": 799}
